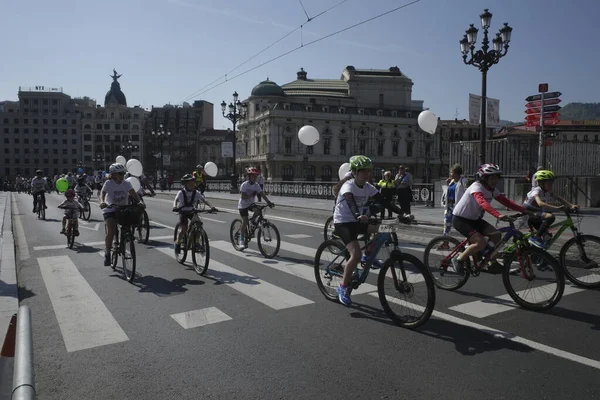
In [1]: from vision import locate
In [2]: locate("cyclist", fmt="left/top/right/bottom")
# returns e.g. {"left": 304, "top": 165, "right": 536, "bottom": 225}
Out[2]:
{"left": 333, "top": 155, "right": 407, "bottom": 306}
{"left": 75, "top": 174, "right": 92, "bottom": 202}
{"left": 524, "top": 169, "right": 578, "bottom": 248}
{"left": 100, "top": 163, "right": 142, "bottom": 266}
{"left": 58, "top": 189, "right": 84, "bottom": 236}
{"left": 31, "top": 170, "right": 49, "bottom": 213}
{"left": 172, "top": 174, "right": 217, "bottom": 254}
{"left": 194, "top": 165, "right": 206, "bottom": 194}
{"left": 238, "top": 167, "right": 274, "bottom": 248}
{"left": 451, "top": 163, "right": 534, "bottom": 272}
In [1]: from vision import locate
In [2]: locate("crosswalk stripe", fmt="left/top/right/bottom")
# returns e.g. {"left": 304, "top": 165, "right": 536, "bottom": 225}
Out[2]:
{"left": 33, "top": 235, "right": 173, "bottom": 251}
{"left": 171, "top": 307, "right": 232, "bottom": 329}
{"left": 38, "top": 255, "right": 129, "bottom": 352}
{"left": 153, "top": 246, "right": 314, "bottom": 310}
{"left": 448, "top": 279, "right": 589, "bottom": 318}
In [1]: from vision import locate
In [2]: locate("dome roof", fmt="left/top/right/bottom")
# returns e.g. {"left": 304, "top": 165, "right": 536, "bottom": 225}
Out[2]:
{"left": 251, "top": 79, "right": 285, "bottom": 97}
{"left": 104, "top": 81, "right": 127, "bottom": 106}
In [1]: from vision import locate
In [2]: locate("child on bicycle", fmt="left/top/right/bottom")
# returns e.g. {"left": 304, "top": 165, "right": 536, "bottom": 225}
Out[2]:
{"left": 451, "top": 163, "right": 537, "bottom": 272}
{"left": 75, "top": 174, "right": 92, "bottom": 202}
{"left": 524, "top": 169, "right": 578, "bottom": 248}
{"left": 238, "top": 167, "right": 274, "bottom": 248}
{"left": 333, "top": 155, "right": 407, "bottom": 306}
{"left": 58, "top": 189, "right": 84, "bottom": 236}
{"left": 31, "top": 169, "right": 49, "bottom": 213}
{"left": 172, "top": 174, "right": 217, "bottom": 254}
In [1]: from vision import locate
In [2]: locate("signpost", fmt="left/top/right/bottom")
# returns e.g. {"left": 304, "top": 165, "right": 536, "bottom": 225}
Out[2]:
{"left": 525, "top": 85, "right": 562, "bottom": 168}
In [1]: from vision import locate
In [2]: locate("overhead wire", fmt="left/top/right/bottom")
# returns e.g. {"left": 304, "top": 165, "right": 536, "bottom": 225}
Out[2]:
{"left": 181, "top": 0, "right": 421, "bottom": 102}
{"left": 180, "top": 0, "right": 348, "bottom": 103}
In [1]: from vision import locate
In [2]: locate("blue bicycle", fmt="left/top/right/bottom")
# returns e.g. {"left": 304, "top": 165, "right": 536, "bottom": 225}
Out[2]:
{"left": 314, "top": 218, "right": 435, "bottom": 329}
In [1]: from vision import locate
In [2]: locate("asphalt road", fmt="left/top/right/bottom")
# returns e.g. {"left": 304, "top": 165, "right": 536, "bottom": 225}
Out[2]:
{"left": 10, "top": 192, "right": 600, "bottom": 400}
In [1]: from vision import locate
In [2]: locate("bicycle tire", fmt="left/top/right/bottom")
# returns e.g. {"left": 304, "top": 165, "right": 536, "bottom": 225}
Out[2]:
{"left": 111, "top": 228, "right": 119, "bottom": 271}
{"left": 137, "top": 210, "right": 150, "bottom": 244}
{"left": 229, "top": 219, "right": 245, "bottom": 251}
{"left": 423, "top": 235, "right": 470, "bottom": 291}
{"left": 377, "top": 252, "right": 435, "bottom": 329}
{"left": 121, "top": 230, "right": 136, "bottom": 283}
{"left": 191, "top": 227, "right": 210, "bottom": 275}
{"left": 174, "top": 223, "right": 187, "bottom": 264}
{"left": 67, "top": 226, "right": 75, "bottom": 249}
{"left": 502, "top": 246, "right": 565, "bottom": 311}
{"left": 257, "top": 222, "right": 280, "bottom": 258}
{"left": 83, "top": 201, "right": 91, "bottom": 221}
{"left": 314, "top": 240, "right": 349, "bottom": 302}
{"left": 559, "top": 234, "right": 600, "bottom": 288}
{"left": 324, "top": 216, "right": 334, "bottom": 241}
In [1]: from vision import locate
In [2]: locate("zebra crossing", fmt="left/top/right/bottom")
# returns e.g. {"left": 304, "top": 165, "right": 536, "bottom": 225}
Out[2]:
{"left": 32, "top": 233, "right": 593, "bottom": 354}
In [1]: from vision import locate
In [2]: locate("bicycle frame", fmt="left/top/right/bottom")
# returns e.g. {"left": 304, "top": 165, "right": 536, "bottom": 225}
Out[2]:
{"left": 354, "top": 231, "right": 395, "bottom": 285}
{"left": 504, "top": 211, "right": 579, "bottom": 254}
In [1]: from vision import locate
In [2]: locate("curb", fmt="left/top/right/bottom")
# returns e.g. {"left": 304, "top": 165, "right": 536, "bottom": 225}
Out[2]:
{"left": 0, "top": 193, "right": 19, "bottom": 352}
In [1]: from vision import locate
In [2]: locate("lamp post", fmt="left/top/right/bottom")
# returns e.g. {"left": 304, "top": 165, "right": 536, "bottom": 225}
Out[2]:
{"left": 123, "top": 140, "right": 139, "bottom": 160}
{"left": 92, "top": 154, "right": 103, "bottom": 172}
{"left": 151, "top": 124, "right": 171, "bottom": 181}
{"left": 76, "top": 161, "right": 87, "bottom": 175}
{"left": 221, "top": 91, "right": 247, "bottom": 193}
{"left": 460, "top": 9, "right": 513, "bottom": 164}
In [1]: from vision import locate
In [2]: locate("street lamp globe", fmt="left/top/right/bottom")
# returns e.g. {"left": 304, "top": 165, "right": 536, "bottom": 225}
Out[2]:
{"left": 466, "top": 24, "right": 478, "bottom": 45}
{"left": 460, "top": 35, "right": 470, "bottom": 54}
{"left": 233, "top": 91, "right": 239, "bottom": 103}
{"left": 492, "top": 34, "right": 503, "bottom": 52}
{"left": 500, "top": 22, "right": 513, "bottom": 43}
{"left": 480, "top": 8, "right": 492, "bottom": 29}
{"left": 221, "top": 101, "right": 227, "bottom": 114}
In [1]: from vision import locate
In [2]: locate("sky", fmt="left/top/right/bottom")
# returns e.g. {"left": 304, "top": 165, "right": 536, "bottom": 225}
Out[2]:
{"left": 1, "top": 0, "right": 599, "bottom": 129}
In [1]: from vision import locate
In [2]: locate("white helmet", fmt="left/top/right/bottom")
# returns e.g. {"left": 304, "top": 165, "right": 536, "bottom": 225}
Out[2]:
{"left": 109, "top": 163, "right": 126, "bottom": 174}
{"left": 477, "top": 163, "right": 502, "bottom": 178}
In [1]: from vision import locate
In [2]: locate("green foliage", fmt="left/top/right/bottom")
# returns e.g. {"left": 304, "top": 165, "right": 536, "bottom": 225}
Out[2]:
{"left": 560, "top": 103, "right": 600, "bottom": 120}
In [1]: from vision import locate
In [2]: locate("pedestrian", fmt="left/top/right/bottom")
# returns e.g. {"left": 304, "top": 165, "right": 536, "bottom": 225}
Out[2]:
{"left": 441, "top": 164, "right": 466, "bottom": 237}
{"left": 377, "top": 171, "right": 395, "bottom": 218}
{"left": 394, "top": 165, "right": 413, "bottom": 217}
{"left": 256, "top": 167, "right": 265, "bottom": 202}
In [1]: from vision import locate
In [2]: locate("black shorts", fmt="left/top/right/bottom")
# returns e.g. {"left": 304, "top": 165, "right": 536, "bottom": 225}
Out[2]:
{"left": 239, "top": 205, "right": 258, "bottom": 218}
{"left": 179, "top": 212, "right": 194, "bottom": 225}
{"left": 452, "top": 215, "right": 496, "bottom": 239}
{"left": 333, "top": 222, "right": 369, "bottom": 245}
{"left": 103, "top": 212, "right": 116, "bottom": 221}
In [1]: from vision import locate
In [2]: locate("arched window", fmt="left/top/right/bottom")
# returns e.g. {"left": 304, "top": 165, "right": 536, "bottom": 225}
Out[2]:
{"left": 282, "top": 164, "right": 294, "bottom": 181}
{"left": 305, "top": 165, "right": 316, "bottom": 181}
{"left": 321, "top": 165, "right": 332, "bottom": 181}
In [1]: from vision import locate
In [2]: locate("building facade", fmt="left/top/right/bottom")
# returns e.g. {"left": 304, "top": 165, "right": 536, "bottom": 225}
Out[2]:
{"left": 236, "top": 66, "right": 445, "bottom": 182}
{"left": 0, "top": 87, "right": 82, "bottom": 178}
{"left": 196, "top": 128, "right": 234, "bottom": 177}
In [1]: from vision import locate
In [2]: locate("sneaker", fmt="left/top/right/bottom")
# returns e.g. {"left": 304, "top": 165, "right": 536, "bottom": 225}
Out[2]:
{"left": 104, "top": 252, "right": 111, "bottom": 267}
{"left": 451, "top": 256, "right": 465, "bottom": 274}
{"left": 336, "top": 285, "right": 352, "bottom": 306}
{"left": 174, "top": 243, "right": 181, "bottom": 254}
{"left": 74, "top": 230, "right": 80, "bottom": 237}
{"left": 361, "top": 255, "right": 384, "bottom": 269}
{"left": 528, "top": 236, "right": 545, "bottom": 249}
{"left": 238, "top": 236, "right": 245, "bottom": 248}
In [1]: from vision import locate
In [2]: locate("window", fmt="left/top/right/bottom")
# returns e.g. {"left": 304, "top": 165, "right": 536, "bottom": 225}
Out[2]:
{"left": 62, "top": 129, "right": 67, "bottom": 134}
{"left": 52, "top": 119, "right": 57, "bottom": 125}
{"left": 53, "top": 149, "right": 58, "bottom": 154}
{"left": 97, "top": 124, "right": 102, "bottom": 129}
{"left": 83, "top": 134, "right": 91, "bottom": 141}
{"left": 33, "top": 119, "right": 38, "bottom": 124}
{"left": 132, "top": 135, "right": 140, "bottom": 141}
{"left": 72, "top": 139, "right": 77, "bottom": 145}
{"left": 392, "top": 141, "right": 399, "bottom": 157}
{"left": 359, "top": 139, "right": 366, "bottom": 154}
{"left": 115, "top": 124, "right": 121, "bottom": 130}
{"left": 53, "top": 129, "right": 58, "bottom": 134}
{"left": 62, "top": 149, "right": 68, "bottom": 155}
{"left": 62, "top": 139, "right": 67, "bottom": 145}
{"left": 407, "top": 141, "right": 413, "bottom": 157}
{"left": 84, "top": 145, "right": 92, "bottom": 152}
{"left": 13, "top": 128, "right": 19, "bottom": 134}
{"left": 284, "top": 137, "right": 292, "bottom": 154}
{"left": 14, "top": 118, "right": 19, "bottom": 124}
{"left": 379, "top": 94, "right": 384, "bottom": 108}
{"left": 282, "top": 164, "right": 294, "bottom": 180}
{"left": 584, "top": 135, "right": 589, "bottom": 142}
{"left": 2, "top": 118, "right": 7, "bottom": 123}
{"left": 43, "top": 139, "right": 48, "bottom": 144}
{"left": 123, "top": 124, "right": 129, "bottom": 130}
{"left": 33, "top": 138, "right": 39, "bottom": 144}
{"left": 63, "top": 159, "right": 68, "bottom": 165}
{"left": 340, "top": 139, "right": 347, "bottom": 155}
{"left": 133, "top": 114, "right": 139, "bottom": 120}
{"left": 322, "top": 165, "right": 332, "bottom": 181}
{"left": 24, "top": 138, "right": 29, "bottom": 144}
{"left": 305, "top": 165, "right": 316, "bottom": 180}
{"left": 44, "top": 159, "right": 49, "bottom": 165}
{"left": 71, "top": 119, "right": 76, "bottom": 125}
{"left": 104, "top": 124, "right": 109, "bottom": 129}
{"left": 3, "top": 128, "right": 7, "bottom": 134}
{"left": 307, "top": 146, "right": 313, "bottom": 155}
{"left": 595, "top": 135, "right": 599, "bottom": 142}
{"left": 52, "top": 139, "right": 58, "bottom": 145}
{"left": 377, "top": 140, "right": 384, "bottom": 156}
{"left": 323, "top": 138, "right": 331, "bottom": 155}
{"left": 14, "top": 138, "right": 19, "bottom": 144}
{"left": 62, "top": 119, "right": 67, "bottom": 124}
{"left": 3, "top": 138, "right": 8, "bottom": 144}
{"left": 52, "top": 99, "right": 58, "bottom": 105}
{"left": 43, "top": 119, "right": 48, "bottom": 124}
{"left": 33, "top": 159, "right": 39, "bottom": 165}
{"left": 33, "top": 128, "right": 38, "bottom": 134}
{"left": 24, "top": 128, "right": 29, "bottom": 134}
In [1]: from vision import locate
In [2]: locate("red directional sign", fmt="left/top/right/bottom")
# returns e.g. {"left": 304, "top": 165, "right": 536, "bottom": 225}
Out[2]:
{"left": 526, "top": 112, "right": 560, "bottom": 121}
{"left": 526, "top": 119, "right": 560, "bottom": 127}
{"left": 525, "top": 105, "right": 562, "bottom": 114}
{"left": 539, "top": 83, "right": 549, "bottom": 93}
{"left": 526, "top": 98, "right": 561, "bottom": 108}
{"left": 525, "top": 92, "right": 562, "bottom": 102}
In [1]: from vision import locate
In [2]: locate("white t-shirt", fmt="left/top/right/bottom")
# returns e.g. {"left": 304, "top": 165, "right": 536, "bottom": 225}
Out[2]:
{"left": 58, "top": 199, "right": 83, "bottom": 218}
{"left": 101, "top": 179, "right": 133, "bottom": 214}
{"left": 452, "top": 181, "right": 500, "bottom": 220}
{"left": 333, "top": 180, "right": 379, "bottom": 224}
{"left": 175, "top": 189, "right": 205, "bottom": 212}
{"left": 31, "top": 177, "right": 47, "bottom": 193}
{"left": 524, "top": 186, "right": 550, "bottom": 208}
{"left": 238, "top": 181, "right": 262, "bottom": 209}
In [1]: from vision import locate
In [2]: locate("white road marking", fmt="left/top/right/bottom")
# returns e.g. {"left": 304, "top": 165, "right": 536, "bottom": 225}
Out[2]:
{"left": 33, "top": 235, "right": 173, "bottom": 251}
{"left": 11, "top": 194, "right": 30, "bottom": 260}
{"left": 285, "top": 234, "right": 312, "bottom": 239}
{"left": 171, "top": 307, "right": 232, "bottom": 329}
{"left": 37, "top": 255, "right": 129, "bottom": 352}
{"left": 154, "top": 246, "right": 314, "bottom": 310}
{"left": 78, "top": 222, "right": 100, "bottom": 231}
{"left": 449, "top": 281, "right": 588, "bottom": 318}
{"left": 369, "top": 293, "right": 600, "bottom": 371}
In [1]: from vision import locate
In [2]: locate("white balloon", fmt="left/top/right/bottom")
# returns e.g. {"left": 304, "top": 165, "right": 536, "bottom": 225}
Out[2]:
{"left": 298, "top": 125, "right": 320, "bottom": 146}
{"left": 418, "top": 110, "right": 438, "bottom": 135}
{"left": 126, "top": 159, "right": 143, "bottom": 177}
{"left": 204, "top": 161, "right": 218, "bottom": 177}
{"left": 338, "top": 163, "right": 351, "bottom": 180}
{"left": 116, "top": 155, "right": 126, "bottom": 165}
{"left": 126, "top": 176, "right": 141, "bottom": 192}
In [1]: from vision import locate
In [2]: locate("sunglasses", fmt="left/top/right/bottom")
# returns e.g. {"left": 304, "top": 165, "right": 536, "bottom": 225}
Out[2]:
{"left": 116, "top": 172, "right": 125, "bottom": 176}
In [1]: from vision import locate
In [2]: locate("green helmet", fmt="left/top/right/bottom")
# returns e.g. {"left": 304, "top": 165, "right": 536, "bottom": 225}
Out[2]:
{"left": 349, "top": 155, "right": 373, "bottom": 172}
{"left": 534, "top": 170, "right": 555, "bottom": 182}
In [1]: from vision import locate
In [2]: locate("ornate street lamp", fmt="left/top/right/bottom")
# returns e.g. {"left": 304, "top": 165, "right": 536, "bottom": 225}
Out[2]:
{"left": 152, "top": 124, "right": 171, "bottom": 180}
{"left": 221, "top": 91, "right": 247, "bottom": 193}
{"left": 123, "top": 140, "right": 139, "bottom": 160}
{"left": 460, "top": 9, "right": 513, "bottom": 164}
{"left": 92, "top": 154, "right": 104, "bottom": 171}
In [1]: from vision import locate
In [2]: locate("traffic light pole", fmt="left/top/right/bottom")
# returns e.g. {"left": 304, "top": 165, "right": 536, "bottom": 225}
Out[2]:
{"left": 537, "top": 92, "right": 546, "bottom": 169}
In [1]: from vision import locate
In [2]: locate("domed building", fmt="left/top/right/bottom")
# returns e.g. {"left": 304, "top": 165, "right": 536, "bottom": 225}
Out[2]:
{"left": 104, "top": 69, "right": 127, "bottom": 107}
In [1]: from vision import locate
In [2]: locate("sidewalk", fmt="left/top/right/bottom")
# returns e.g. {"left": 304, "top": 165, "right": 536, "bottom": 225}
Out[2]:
{"left": 0, "top": 192, "right": 18, "bottom": 353}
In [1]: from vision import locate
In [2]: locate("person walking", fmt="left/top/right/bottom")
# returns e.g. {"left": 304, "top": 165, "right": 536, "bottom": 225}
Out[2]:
{"left": 377, "top": 171, "right": 396, "bottom": 218}
{"left": 441, "top": 164, "right": 467, "bottom": 237}
{"left": 394, "top": 165, "right": 413, "bottom": 217}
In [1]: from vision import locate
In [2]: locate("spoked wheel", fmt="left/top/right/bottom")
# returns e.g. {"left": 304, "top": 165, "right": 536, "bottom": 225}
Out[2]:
{"left": 137, "top": 210, "right": 150, "bottom": 244}
{"left": 503, "top": 246, "right": 565, "bottom": 311}
{"left": 559, "top": 234, "right": 600, "bottom": 288}
{"left": 191, "top": 227, "right": 210, "bottom": 275}
{"left": 67, "top": 226, "right": 75, "bottom": 249}
{"left": 423, "top": 236, "right": 470, "bottom": 290}
{"left": 82, "top": 201, "right": 91, "bottom": 221}
{"left": 229, "top": 219, "right": 245, "bottom": 251}
{"left": 378, "top": 253, "right": 436, "bottom": 329}
{"left": 314, "top": 240, "right": 349, "bottom": 301}
{"left": 174, "top": 223, "right": 188, "bottom": 264}
{"left": 324, "top": 216, "right": 335, "bottom": 241}
{"left": 257, "top": 222, "right": 280, "bottom": 258}
{"left": 121, "top": 231, "right": 136, "bottom": 283}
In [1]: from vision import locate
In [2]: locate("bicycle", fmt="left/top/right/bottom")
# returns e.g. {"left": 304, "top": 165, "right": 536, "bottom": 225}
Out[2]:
{"left": 34, "top": 192, "right": 46, "bottom": 220}
{"left": 59, "top": 207, "right": 79, "bottom": 249}
{"left": 503, "top": 208, "right": 600, "bottom": 288}
{"left": 135, "top": 192, "right": 152, "bottom": 244}
{"left": 79, "top": 197, "right": 91, "bottom": 221}
{"left": 324, "top": 200, "right": 385, "bottom": 241}
{"left": 230, "top": 203, "right": 280, "bottom": 258}
{"left": 107, "top": 204, "right": 144, "bottom": 283}
{"left": 173, "top": 208, "right": 212, "bottom": 275}
{"left": 314, "top": 217, "right": 435, "bottom": 328}
{"left": 423, "top": 214, "right": 565, "bottom": 311}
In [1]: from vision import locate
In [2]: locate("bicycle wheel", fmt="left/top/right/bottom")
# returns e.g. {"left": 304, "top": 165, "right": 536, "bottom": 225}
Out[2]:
{"left": 229, "top": 219, "right": 245, "bottom": 251}
{"left": 111, "top": 229, "right": 119, "bottom": 271}
{"left": 82, "top": 201, "right": 91, "bottom": 221}
{"left": 314, "top": 240, "right": 349, "bottom": 301}
{"left": 378, "top": 253, "right": 435, "bottom": 329}
{"left": 121, "top": 230, "right": 136, "bottom": 283}
{"left": 137, "top": 210, "right": 150, "bottom": 244}
{"left": 324, "top": 216, "right": 334, "bottom": 241}
{"left": 502, "top": 246, "right": 565, "bottom": 311}
{"left": 66, "top": 224, "right": 75, "bottom": 249}
{"left": 423, "top": 236, "right": 470, "bottom": 291}
{"left": 257, "top": 222, "right": 280, "bottom": 258}
{"left": 191, "top": 227, "right": 210, "bottom": 275}
{"left": 559, "top": 234, "right": 600, "bottom": 288}
{"left": 173, "top": 223, "right": 187, "bottom": 264}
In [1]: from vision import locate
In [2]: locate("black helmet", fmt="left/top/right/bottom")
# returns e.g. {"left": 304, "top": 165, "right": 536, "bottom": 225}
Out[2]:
{"left": 181, "top": 174, "right": 195, "bottom": 183}
{"left": 36, "top": 169, "right": 43, "bottom": 174}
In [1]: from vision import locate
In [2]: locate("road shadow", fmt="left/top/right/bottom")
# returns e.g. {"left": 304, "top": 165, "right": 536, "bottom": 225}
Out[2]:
{"left": 545, "top": 307, "right": 600, "bottom": 330}
{"left": 111, "top": 272, "right": 204, "bottom": 297}
{"left": 203, "top": 269, "right": 261, "bottom": 286}
{"left": 75, "top": 244, "right": 103, "bottom": 254}
{"left": 43, "top": 218, "right": 61, "bottom": 222}
{"left": 17, "top": 285, "right": 35, "bottom": 301}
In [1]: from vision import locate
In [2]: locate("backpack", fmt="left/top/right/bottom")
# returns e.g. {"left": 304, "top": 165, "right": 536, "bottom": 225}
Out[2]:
{"left": 181, "top": 189, "right": 197, "bottom": 208}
